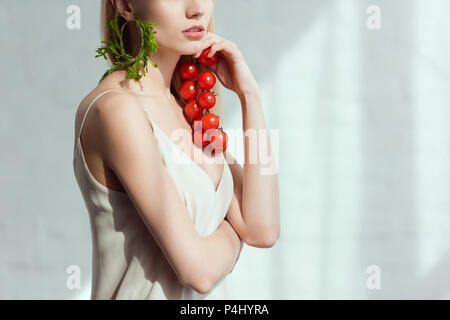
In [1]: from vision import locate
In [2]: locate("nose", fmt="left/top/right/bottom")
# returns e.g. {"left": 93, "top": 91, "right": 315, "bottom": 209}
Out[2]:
{"left": 186, "top": 0, "right": 205, "bottom": 19}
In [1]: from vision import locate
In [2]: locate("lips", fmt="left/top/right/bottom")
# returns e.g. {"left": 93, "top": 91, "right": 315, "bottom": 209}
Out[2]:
{"left": 183, "top": 25, "right": 205, "bottom": 32}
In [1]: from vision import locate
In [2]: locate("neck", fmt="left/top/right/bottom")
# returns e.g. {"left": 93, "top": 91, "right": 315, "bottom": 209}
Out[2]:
{"left": 125, "top": 46, "right": 181, "bottom": 101}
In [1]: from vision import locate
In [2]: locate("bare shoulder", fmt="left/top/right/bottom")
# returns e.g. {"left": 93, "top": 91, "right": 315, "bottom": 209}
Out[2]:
{"left": 75, "top": 86, "right": 146, "bottom": 138}
{"left": 93, "top": 90, "right": 147, "bottom": 131}
{"left": 91, "top": 89, "right": 159, "bottom": 168}
{"left": 78, "top": 86, "right": 132, "bottom": 115}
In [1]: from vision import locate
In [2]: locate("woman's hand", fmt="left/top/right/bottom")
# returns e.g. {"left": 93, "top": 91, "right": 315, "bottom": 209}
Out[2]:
{"left": 193, "top": 32, "right": 259, "bottom": 99}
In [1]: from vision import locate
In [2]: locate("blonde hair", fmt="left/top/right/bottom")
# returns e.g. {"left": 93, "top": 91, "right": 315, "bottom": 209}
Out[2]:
{"left": 100, "top": 0, "right": 224, "bottom": 124}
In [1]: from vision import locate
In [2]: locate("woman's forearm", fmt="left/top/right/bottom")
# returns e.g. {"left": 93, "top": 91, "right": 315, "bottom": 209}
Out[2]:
{"left": 239, "top": 89, "right": 280, "bottom": 245}
{"left": 202, "top": 219, "right": 244, "bottom": 289}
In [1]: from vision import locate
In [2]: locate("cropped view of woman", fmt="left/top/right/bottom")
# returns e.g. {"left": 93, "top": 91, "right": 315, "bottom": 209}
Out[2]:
{"left": 72, "top": 0, "right": 280, "bottom": 299}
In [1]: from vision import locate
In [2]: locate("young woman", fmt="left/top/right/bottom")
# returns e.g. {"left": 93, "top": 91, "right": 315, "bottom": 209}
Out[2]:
{"left": 73, "top": 0, "right": 280, "bottom": 300}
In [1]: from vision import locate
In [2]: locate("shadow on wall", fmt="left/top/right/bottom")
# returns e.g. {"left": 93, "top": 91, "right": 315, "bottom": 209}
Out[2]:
{"left": 217, "top": 0, "right": 449, "bottom": 299}
{"left": 215, "top": 0, "right": 333, "bottom": 299}
{"left": 215, "top": 0, "right": 332, "bottom": 87}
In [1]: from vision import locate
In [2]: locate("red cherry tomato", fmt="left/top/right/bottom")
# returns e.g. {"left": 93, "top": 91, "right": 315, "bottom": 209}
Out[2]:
{"left": 193, "top": 129, "right": 203, "bottom": 147}
{"left": 197, "top": 91, "right": 216, "bottom": 109}
{"left": 201, "top": 113, "right": 219, "bottom": 131}
{"left": 184, "top": 99, "right": 203, "bottom": 120}
{"left": 197, "top": 47, "right": 218, "bottom": 67}
{"left": 202, "top": 129, "right": 216, "bottom": 147}
{"left": 179, "top": 80, "right": 198, "bottom": 101}
{"left": 210, "top": 130, "right": 228, "bottom": 153}
{"left": 191, "top": 119, "right": 204, "bottom": 132}
{"left": 197, "top": 71, "right": 216, "bottom": 90}
{"left": 193, "top": 128, "right": 212, "bottom": 147}
{"left": 178, "top": 62, "right": 198, "bottom": 81}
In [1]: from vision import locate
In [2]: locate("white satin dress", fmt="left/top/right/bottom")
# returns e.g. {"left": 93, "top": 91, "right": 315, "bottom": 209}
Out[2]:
{"left": 72, "top": 89, "right": 243, "bottom": 299}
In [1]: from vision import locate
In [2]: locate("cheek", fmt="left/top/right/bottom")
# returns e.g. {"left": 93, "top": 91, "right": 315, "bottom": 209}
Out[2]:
{"left": 153, "top": 13, "right": 183, "bottom": 44}
{"left": 146, "top": 0, "right": 181, "bottom": 25}
{"left": 135, "top": 3, "right": 174, "bottom": 41}
{"left": 155, "top": 8, "right": 179, "bottom": 32}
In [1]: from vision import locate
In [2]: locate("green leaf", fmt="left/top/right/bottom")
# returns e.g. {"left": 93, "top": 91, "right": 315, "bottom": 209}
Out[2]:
{"left": 94, "top": 8, "right": 159, "bottom": 84}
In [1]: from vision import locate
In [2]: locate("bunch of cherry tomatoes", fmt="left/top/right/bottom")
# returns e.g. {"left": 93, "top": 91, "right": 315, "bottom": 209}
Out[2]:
{"left": 178, "top": 47, "right": 228, "bottom": 154}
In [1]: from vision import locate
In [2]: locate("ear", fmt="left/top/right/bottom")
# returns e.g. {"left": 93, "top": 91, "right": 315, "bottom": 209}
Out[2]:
{"left": 111, "top": 0, "right": 134, "bottom": 21}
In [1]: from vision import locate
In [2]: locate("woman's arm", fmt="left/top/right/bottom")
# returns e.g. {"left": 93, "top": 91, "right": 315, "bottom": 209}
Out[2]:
{"left": 239, "top": 90, "right": 280, "bottom": 245}
{"left": 222, "top": 91, "right": 280, "bottom": 248}
{"left": 202, "top": 218, "right": 244, "bottom": 285}
{"left": 195, "top": 34, "right": 281, "bottom": 248}
{"left": 93, "top": 92, "right": 243, "bottom": 294}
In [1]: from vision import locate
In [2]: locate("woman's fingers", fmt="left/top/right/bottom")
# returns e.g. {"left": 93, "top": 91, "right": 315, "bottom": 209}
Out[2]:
{"left": 193, "top": 38, "right": 214, "bottom": 58}
{"left": 207, "top": 40, "right": 224, "bottom": 57}
{"left": 192, "top": 32, "right": 224, "bottom": 58}
{"left": 193, "top": 32, "right": 242, "bottom": 65}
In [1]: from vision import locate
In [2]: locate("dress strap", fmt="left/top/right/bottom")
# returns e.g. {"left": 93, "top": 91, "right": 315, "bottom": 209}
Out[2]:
{"left": 78, "top": 89, "right": 125, "bottom": 140}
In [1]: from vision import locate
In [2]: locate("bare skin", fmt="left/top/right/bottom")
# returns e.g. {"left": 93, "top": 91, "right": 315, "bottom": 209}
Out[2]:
{"left": 74, "top": 70, "right": 225, "bottom": 194}
{"left": 74, "top": 0, "right": 280, "bottom": 294}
